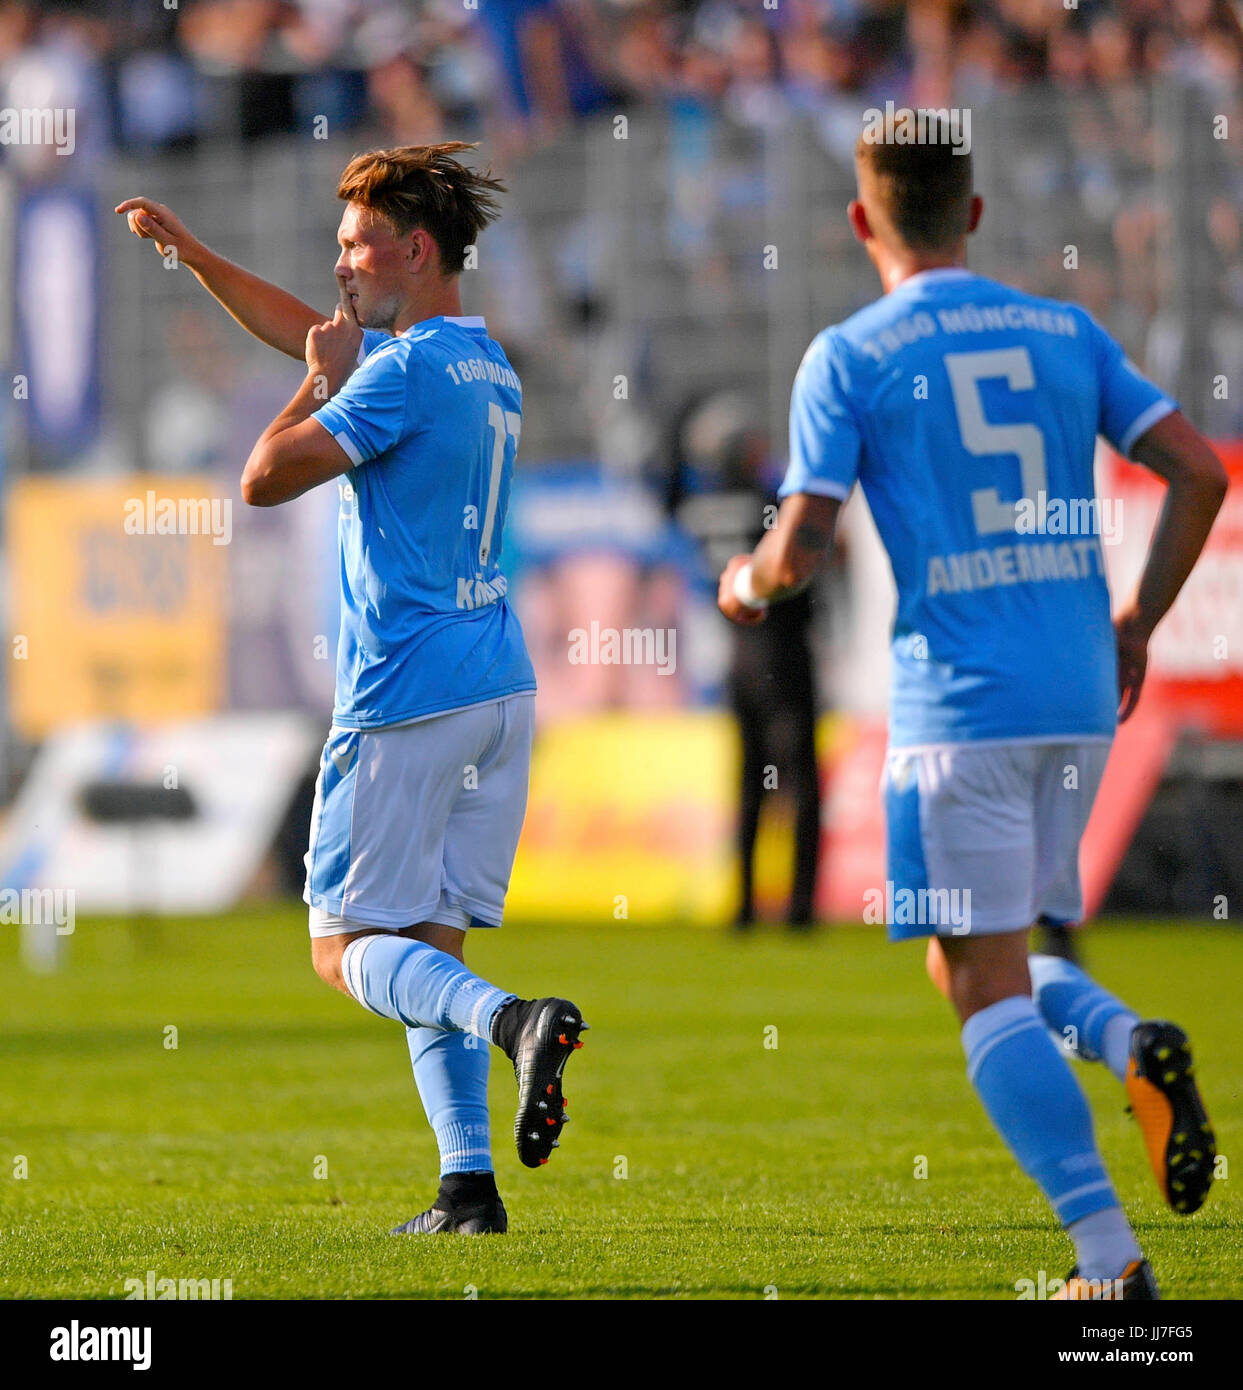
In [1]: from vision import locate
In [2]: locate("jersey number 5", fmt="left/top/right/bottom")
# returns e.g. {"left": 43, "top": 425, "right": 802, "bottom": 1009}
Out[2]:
{"left": 944, "top": 347, "right": 1048, "bottom": 536}
{"left": 481, "top": 401, "right": 521, "bottom": 568}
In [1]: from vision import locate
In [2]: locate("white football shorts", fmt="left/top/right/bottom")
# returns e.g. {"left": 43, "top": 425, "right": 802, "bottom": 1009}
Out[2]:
{"left": 304, "top": 693, "right": 534, "bottom": 938}
{"left": 880, "top": 738, "right": 1112, "bottom": 941}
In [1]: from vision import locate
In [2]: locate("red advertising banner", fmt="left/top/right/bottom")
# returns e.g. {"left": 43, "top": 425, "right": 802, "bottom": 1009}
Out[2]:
{"left": 1104, "top": 441, "right": 1243, "bottom": 736}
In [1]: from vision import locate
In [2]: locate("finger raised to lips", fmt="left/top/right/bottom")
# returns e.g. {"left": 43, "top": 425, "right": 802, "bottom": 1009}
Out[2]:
{"left": 337, "top": 279, "right": 360, "bottom": 326}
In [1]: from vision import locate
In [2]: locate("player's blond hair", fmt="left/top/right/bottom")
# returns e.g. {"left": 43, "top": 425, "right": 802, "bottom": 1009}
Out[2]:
{"left": 336, "top": 142, "right": 505, "bottom": 274}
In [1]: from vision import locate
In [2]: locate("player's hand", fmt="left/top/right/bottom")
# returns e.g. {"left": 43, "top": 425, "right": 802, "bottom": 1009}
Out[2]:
{"left": 718, "top": 554, "right": 768, "bottom": 626}
{"left": 305, "top": 282, "right": 363, "bottom": 395}
{"left": 1114, "top": 607, "right": 1150, "bottom": 723}
{"left": 115, "top": 197, "right": 202, "bottom": 266}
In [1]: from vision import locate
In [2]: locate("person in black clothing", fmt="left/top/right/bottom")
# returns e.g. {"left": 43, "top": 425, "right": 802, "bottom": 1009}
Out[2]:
{"left": 665, "top": 390, "right": 825, "bottom": 930}
{"left": 729, "top": 572, "right": 821, "bottom": 929}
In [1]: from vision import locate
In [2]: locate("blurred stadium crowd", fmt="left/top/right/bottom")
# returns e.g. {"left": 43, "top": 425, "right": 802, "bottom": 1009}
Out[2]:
{"left": 2, "top": 0, "right": 1241, "bottom": 156}
{"left": 3, "top": 1, "right": 1238, "bottom": 469}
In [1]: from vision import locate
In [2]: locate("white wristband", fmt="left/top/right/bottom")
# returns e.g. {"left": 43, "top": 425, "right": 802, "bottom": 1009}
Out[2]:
{"left": 733, "top": 561, "right": 769, "bottom": 611}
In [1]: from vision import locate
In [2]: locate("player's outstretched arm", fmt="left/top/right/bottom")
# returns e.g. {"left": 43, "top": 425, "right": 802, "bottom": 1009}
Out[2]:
{"left": 718, "top": 492, "right": 842, "bottom": 625}
{"left": 115, "top": 197, "right": 324, "bottom": 360}
{"left": 1115, "top": 410, "right": 1228, "bottom": 720}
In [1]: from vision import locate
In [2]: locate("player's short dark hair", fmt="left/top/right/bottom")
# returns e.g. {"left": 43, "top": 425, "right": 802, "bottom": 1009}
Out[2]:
{"left": 854, "top": 118, "right": 974, "bottom": 251}
{"left": 336, "top": 142, "right": 505, "bottom": 274}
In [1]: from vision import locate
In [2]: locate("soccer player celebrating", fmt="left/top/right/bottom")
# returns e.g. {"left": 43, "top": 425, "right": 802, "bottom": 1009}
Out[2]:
{"left": 718, "top": 116, "right": 1226, "bottom": 1299}
{"left": 118, "top": 144, "right": 586, "bottom": 1237}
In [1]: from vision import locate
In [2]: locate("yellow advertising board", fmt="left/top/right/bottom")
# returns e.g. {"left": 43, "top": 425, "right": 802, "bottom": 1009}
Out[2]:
{"left": 8, "top": 477, "right": 227, "bottom": 738}
{"left": 506, "top": 709, "right": 851, "bottom": 927}
{"left": 507, "top": 710, "right": 739, "bottom": 925}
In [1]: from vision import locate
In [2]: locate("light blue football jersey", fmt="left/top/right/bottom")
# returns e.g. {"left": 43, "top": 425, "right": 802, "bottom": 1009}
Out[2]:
{"left": 780, "top": 269, "right": 1177, "bottom": 747}
{"left": 311, "top": 315, "right": 536, "bottom": 729}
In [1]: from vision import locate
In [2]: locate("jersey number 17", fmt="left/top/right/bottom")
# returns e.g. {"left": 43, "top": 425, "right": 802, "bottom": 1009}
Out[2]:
{"left": 480, "top": 401, "right": 521, "bottom": 569}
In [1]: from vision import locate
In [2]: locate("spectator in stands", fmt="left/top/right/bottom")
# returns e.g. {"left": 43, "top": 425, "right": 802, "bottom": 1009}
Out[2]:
{"left": 471, "top": 0, "right": 614, "bottom": 147}
{"left": 0, "top": 0, "right": 112, "bottom": 170}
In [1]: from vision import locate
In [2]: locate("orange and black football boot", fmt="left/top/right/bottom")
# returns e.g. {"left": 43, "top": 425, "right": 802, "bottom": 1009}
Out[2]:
{"left": 1053, "top": 1260, "right": 1160, "bottom": 1301}
{"left": 1126, "top": 1020, "right": 1215, "bottom": 1215}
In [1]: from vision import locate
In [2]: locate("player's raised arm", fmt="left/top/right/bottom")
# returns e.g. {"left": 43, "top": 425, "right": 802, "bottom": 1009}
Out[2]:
{"left": 718, "top": 492, "right": 842, "bottom": 625}
{"left": 1113, "top": 410, "right": 1228, "bottom": 720}
{"left": 115, "top": 196, "right": 325, "bottom": 360}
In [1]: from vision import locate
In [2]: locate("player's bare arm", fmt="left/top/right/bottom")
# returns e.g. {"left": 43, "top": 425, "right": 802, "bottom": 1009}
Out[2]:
{"left": 240, "top": 286, "right": 361, "bottom": 507}
{"left": 115, "top": 196, "right": 326, "bottom": 360}
{"left": 718, "top": 492, "right": 842, "bottom": 625}
{"left": 1114, "top": 410, "right": 1228, "bottom": 721}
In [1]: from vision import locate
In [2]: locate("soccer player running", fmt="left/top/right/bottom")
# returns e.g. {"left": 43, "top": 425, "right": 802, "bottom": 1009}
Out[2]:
{"left": 718, "top": 117, "right": 1226, "bottom": 1299}
{"left": 118, "top": 144, "right": 586, "bottom": 1237}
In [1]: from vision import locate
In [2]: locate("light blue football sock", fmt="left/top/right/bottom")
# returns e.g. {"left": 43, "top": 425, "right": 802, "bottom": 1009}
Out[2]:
{"left": 340, "top": 933, "right": 514, "bottom": 1039}
{"left": 1029, "top": 953, "right": 1139, "bottom": 1081}
{"left": 407, "top": 1027, "right": 493, "bottom": 1176}
{"left": 962, "top": 995, "right": 1120, "bottom": 1227}
{"left": 1067, "top": 1205, "right": 1142, "bottom": 1281}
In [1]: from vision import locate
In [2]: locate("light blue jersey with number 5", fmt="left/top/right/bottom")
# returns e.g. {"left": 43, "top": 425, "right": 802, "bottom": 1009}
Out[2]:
{"left": 311, "top": 315, "right": 535, "bottom": 729}
{"left": 780, "top": 268, "right": 1177, "bottom": 748}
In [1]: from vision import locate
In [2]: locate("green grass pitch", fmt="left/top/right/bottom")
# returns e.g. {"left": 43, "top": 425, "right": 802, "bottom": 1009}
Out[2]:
{"left": 1, "top": 909, "right": 1238, "bottom": 1299}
